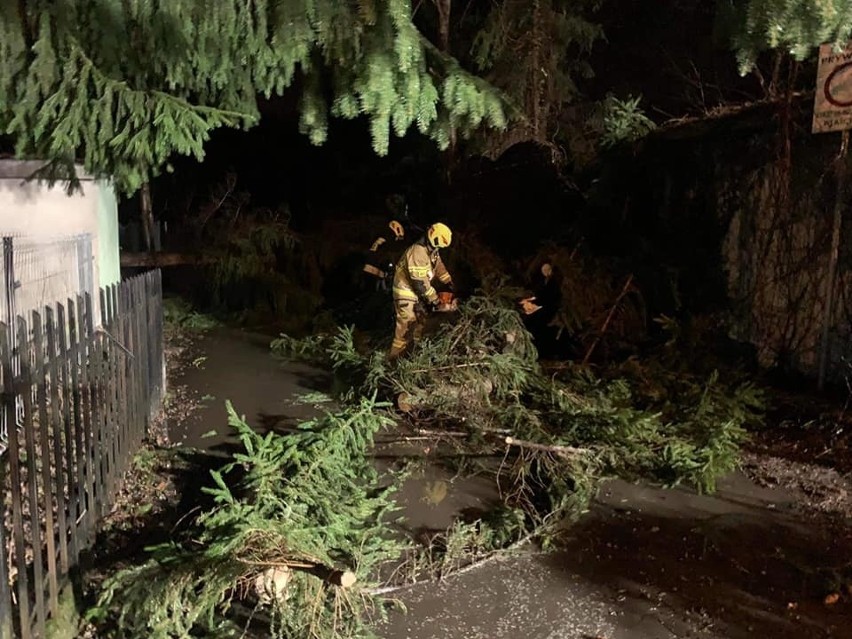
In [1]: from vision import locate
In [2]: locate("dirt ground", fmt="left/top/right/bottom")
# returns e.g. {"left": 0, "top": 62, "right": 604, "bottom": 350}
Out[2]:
{"left": 90, "top": 327, "right": 852, "bottom": 639}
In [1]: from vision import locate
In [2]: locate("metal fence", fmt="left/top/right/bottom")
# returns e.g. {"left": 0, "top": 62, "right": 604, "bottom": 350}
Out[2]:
{"left": 0, "top": 235, "right": 95, "bottom": 451}
{"left": 0, "top": 269, "right": 164, "bottom": 639}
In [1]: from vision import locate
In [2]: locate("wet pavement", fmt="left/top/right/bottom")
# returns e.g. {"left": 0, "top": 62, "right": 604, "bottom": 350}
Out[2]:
{"left": 170, "top": 327, "right": 330, "bottom": 451}
{"left": 172, "top": 329, "right": 852, "bottom": 639}
{"left": 383, "top": 473, "right": 852, "bottom": 638}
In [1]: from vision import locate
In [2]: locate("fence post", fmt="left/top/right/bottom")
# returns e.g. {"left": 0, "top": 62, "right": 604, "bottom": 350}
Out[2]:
{"left": 135, "top": 277, "right": 144, "bottom": 442}
{"left": 31, "top": 311, "right": 60, "bottom": 614}
{"left": 44, "top": 307, "right": 70, "bottom": 576}
{"left": 140, "top": 276, "right": 151, "bottom": 434}
{"left": 73, "top": 296, "right": 97, "bottom": 541}
{"left": 1, "top": 238, "right": 15, "bottom": 448}
{"left": 82, "top": 294, "right": 104, "bottom": 522}
{"left": 56, "top": 303, "right": 80, "bottom": 566}
{"left": 0, "top": 321, "right": 29, "bottom": 639}
{"left": 17, "top": 315, "right": 47, "bottom": 636}
{"left": 128, "top": 279, "right": 142, "bottom": 448}
{"left": 2, "top": 238, "right": 15, "bottom": 357}
{"left": 111, "top": 285, "right": 130, "bottom": 473}
{"left": 154, "top": 270, "right": 165, "bottom": 407}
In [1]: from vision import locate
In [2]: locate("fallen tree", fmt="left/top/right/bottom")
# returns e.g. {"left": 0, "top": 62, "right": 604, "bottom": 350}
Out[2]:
{"left": 90, "top": 293, "right": 764, "bottom": 638}
{"left": 89, "top": 398, "right": 405, "bottom": 638}
{"left": 273, "top": 293, "right": 765, "bottom": 545}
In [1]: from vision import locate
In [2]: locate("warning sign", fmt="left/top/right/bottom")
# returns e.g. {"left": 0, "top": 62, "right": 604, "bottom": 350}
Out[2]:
{"left": 814, "top": 41, "right": 852, "bottom": 133}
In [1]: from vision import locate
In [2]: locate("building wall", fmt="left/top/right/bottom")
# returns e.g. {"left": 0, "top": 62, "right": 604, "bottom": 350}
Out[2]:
{"left": 0, "top": 160, "right": 120, "bottom": 323}
{"left": 96, "top": 179, "right": 121, "bottom": 287}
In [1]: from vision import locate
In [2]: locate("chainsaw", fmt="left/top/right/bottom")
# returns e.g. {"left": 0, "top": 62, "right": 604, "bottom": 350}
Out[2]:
{"left": 435, "top": 291, "right": 458, "bottom": 313}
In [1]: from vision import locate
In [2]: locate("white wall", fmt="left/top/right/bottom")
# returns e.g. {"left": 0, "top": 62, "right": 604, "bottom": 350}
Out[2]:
{"left": 0, "top": 160, "right": 113, "bottom": 323}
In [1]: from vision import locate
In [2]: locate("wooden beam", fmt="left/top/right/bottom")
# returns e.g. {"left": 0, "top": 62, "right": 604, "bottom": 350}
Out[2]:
{"left": 120, "top": 252, "right": 208, "bottom": 267}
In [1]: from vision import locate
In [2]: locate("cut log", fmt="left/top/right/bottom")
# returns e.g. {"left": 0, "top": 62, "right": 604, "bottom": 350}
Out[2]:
{"left": 397, "top": 392, "right": 414, "bottom": 413}
{"left": 330, "top": 570, "right": 357, "bottom": 588}
{"left": 306, "top": 564, "right": 357, "bottom": 588}
{"left": 240, "top": 558, "right": 356, "bottom": 589}
{"left": 254, "top": 566, "right": 292, "bottom": 604}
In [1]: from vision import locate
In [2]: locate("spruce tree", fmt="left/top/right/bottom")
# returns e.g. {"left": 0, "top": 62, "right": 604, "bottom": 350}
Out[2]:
{"left": 0, "top": 0, "right": 507, "bottom": 193}
{"left": 722, "top": 0, "right": 852, "bottom": 73}
{"left": 470, "top": 0, "right": 603, "bottom": 161}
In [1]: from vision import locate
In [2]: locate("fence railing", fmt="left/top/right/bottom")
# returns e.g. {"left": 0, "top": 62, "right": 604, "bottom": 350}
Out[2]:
{"left": 0, "top": 269, "right": 164, "bottom": 639}
{"left": 0, "top": 234, "right": 96, "bottom": 450}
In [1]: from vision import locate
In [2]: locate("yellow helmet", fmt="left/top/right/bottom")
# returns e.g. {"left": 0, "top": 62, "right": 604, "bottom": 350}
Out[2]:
{"left": 427, "top": 222, "right": 452, "bottom": 249}
{"left": 388, "top": 220, "right": 405, "bottom": 240}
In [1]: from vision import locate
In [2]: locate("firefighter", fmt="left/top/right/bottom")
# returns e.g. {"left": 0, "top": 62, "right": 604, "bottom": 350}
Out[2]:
{"left": 389, "top": 222, "right": 455, "bottom": 360}
{"left": 362, "top": 220, "right": 406, "bottom": 291}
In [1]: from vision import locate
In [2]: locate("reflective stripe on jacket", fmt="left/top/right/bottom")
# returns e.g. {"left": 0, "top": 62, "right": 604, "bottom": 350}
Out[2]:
{"left": 363, "top": 264, "right": 385, "bottom": 278}
{"left": 392, "top": 238, "right": 451, "bottom": 303}
{"left": 364, "top": 234, "right": 405, "bottom": 278}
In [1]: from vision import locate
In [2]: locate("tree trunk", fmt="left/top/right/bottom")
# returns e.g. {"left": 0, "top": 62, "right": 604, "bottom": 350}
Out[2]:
{"left": 17, "top": 0, "right": 34, "bottom": 50}
{"left": 503, "top": 436, "right": 588, "bottom": 457}
{"left": 433, "top": 0, "right": 451, "bottom": 53}
{"left": 140, "top": 181, "right": 155, "bottom": 253}
{"left": 530, "top": 0, "right": 546, "bottom": 141}
{"left": 432, "top": 0, "right": 456, "bottom": 185}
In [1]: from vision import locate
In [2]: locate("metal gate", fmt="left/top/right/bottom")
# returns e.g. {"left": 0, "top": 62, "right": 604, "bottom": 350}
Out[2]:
{"left": 0, "top": 234, "right": 94, "bottom": 452}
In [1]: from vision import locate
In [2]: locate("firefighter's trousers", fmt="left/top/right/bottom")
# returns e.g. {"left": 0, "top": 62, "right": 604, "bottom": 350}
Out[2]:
{"left": 389, "top": 299, "right": 424, "bottom": 359}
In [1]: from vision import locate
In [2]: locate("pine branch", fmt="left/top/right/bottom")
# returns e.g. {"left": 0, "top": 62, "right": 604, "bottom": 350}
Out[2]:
{"left": 502, "top": 436, "right": 590, "bottom": 457}
{"left": 0, "top": 0, "right": 509, "bottom": 193}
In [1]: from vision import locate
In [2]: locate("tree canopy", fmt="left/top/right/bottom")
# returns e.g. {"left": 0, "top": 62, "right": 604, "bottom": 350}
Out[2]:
{"left": 0, "top": 0, "right": 508, "bottom": 193}
{"left": 722, "top": 0, "right": 852, "bottom": 73}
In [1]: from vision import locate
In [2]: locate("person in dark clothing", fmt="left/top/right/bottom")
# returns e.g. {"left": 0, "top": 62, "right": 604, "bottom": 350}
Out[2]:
{"left": 361, "top": 219, "right": 406, "bottom": 293}
{"left": 351, "top": 220, "right": 407, "bottom": 331}
{"left": 519, "top": 262, "right": 562, "bottom": 358}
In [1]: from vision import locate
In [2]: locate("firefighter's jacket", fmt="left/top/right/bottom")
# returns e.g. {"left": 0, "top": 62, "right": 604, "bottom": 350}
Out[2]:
{"left": 363, "top": 235, "right": 402, "bottom": 279}
{"left": 392, "top": 238, "right": 452, "bottom": 304}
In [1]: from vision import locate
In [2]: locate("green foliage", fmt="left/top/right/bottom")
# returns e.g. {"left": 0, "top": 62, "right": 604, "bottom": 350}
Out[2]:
{"left": 175, "top": 173, "right": 323, "bottom": 325}
{"left": 0, "top": 0, "right": 507, "bottom": 193}
{"left": 721, "top": 0, "right": 852, "bottom": 74}
{"left": 599, "top": 95, "right": 657, "bottom": 148}
{"left": 91, "top": 398, "right": 404, "bottom": 638}
{"left": 414, "top": 508, "right": 527, "bottom": 578}
{"left": 208, "top": 212, "right": 294, "bottom": 299}
{"left": 162, "top": 297, "right": 219, "bottom": 332}
{"left": 274, "top": 294, "right": 763, "bottom": 546}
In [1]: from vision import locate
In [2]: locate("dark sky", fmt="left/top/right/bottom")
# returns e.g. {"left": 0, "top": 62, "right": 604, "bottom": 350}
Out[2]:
{"left": 586, "top": 0, "right": 760, "bottom": 117}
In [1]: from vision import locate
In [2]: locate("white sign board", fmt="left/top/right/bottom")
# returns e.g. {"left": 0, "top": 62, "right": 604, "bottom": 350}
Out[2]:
{"left": 814, "top": 42, "right": 852, "bottom": 133}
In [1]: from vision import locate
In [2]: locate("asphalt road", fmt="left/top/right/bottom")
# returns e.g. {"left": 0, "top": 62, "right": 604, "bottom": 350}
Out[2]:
{"left": 174, "top": 329, "right": 852, "bottom": 639}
